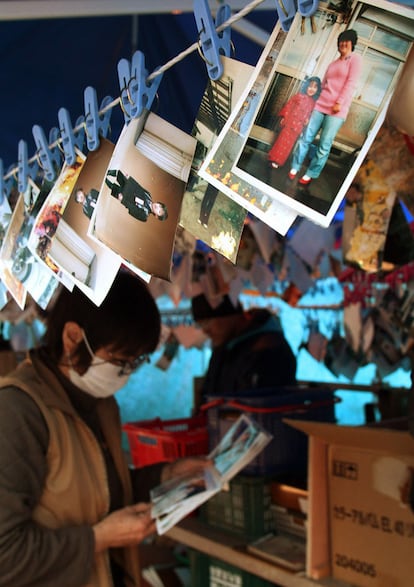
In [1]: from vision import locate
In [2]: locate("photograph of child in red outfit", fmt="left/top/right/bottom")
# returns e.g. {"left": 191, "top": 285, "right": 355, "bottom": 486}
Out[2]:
{"left": 267, "top": 76, "right": 321, "bottom": 169}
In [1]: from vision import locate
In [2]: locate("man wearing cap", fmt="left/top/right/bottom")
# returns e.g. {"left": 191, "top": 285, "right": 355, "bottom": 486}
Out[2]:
{"left": 191, "top": 293, "right": 297, "bottom": 400}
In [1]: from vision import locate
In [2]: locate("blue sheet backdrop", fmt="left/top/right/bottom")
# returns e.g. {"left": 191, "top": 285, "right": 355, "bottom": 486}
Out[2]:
{"left": 0, "top": 10, "right": 276, "bottom": 170}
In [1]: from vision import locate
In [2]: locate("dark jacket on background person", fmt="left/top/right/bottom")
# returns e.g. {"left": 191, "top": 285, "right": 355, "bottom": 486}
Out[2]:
{"left": 0, "top": 349, "right": 163, "bottom": 587}
{"left": 202, "top": 308, "right": 297, "bottom": 399}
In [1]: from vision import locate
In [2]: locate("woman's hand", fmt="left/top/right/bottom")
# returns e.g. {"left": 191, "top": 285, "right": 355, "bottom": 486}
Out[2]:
{"left": 161, "top": 456, "right": 213, "bottom": 484}
{"left": 93, "top": 503, "right": 156, "bottom": 552}
{"left": 332, "top": 102, "right": 341, "bottom": 114}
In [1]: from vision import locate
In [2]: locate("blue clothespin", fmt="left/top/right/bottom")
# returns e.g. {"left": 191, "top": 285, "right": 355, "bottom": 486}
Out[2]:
{"left": 57, "top": 108, "right": 85, "bottom": 166}
{"left": 275, "top": 0, "right": 298, "bottom": 32}
{"left": 84, "top": 86, "right": 113, "bottom": 151}
{"left": 32, "top": 124, "right": 62, "bottom": 182}
{"left": 297, "top": 0, "right": 319, "bottom": 17}
{"left": 215, "top": 4, "right": 232, "bottom": 58}
{"left": 193, "top": 0, "right": 231, "bottom": 81}
{"left": 49, "top": 126, "right": 62, "bottom": 156}
{"left": 117, "top": 51, "right": 163, "bottom": 123}
{"left": 0, "top": 159, "right": 15, "bottom": 204}
{"left": 17, "top": 140, "right": 39, "bottom": 194}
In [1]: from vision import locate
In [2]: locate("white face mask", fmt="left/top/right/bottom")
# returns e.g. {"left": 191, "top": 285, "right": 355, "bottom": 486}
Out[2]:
{"left": 68, "top": 332, "right": 131, "bottom": 398}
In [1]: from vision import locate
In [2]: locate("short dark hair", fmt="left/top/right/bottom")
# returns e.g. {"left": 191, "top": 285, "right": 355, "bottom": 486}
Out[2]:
{"left": 301, "top": 76, "right": 322, "bottom": 100}
{"left": 44, "top": 269, "right": 161, "bottom": 368}
{"left": 338, "top": 29, "right": 358, "bottom": 51}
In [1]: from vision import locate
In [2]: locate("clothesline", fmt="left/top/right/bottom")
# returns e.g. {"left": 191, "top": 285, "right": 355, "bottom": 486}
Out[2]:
{"left": 3, "top": 0, "right": 268, "bottom": 183}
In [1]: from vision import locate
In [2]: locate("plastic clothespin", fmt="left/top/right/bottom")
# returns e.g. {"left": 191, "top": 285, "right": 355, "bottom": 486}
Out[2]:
{"left": 117, "top": 51, "right": 163, "bottom": 124}
{"left": 57, "top": 108, "right": 85, "bottom": 166}
{"left": 49, "top": 126, "right": 62, "bottom": 155}
{"left": 84, "top": 86, "right": 113, "bottom": 151}
{"left": 32, "top": 124, "right": 62, "bottom": 182}
{"left": 17, "top": 140, "right": 39, "bottom": 194}
{"left": 297, "top": 0, "right": 319, "bottom": 17}
{"left": 274, "top": 0, "right": 298, "bottom": 32}
{"left": 0, "top": 159, "right": 15, "bottom": 204}
{"left": 215, "top": 3, "right": 232, "bottom": 58}
{"left": 193, "top": 0, "right": 231, "bottom": 81}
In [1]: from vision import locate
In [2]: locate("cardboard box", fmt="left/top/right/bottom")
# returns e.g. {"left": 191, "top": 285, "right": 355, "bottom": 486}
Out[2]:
{"left": 285, "top": 419, "right": 414, "bottom": 587}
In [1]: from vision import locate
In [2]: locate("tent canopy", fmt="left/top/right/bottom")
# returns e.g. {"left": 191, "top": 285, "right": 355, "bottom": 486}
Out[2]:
{"left": 0, "top": 3, "right": 277, "bottom": 170}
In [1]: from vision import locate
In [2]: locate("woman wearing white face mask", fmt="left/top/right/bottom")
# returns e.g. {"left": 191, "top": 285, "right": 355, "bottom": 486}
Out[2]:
{"left": 0, "top": 270, "right": 209, "bottom": 587}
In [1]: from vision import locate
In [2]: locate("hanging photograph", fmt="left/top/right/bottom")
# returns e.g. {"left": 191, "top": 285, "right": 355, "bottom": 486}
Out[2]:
{"left": 198, "top": 27, "right": 298, "bottom": 236}
{"left": 0, "top": 194, "right": 15, "bottom": 303}
{"left": 0, "top": 196, "right": 14, "bottom": 308}
{"left": 0, "top": 181, "right": 59, "bottom": 310}
{"left": 89, "top": 111, "right": 196, "bottom": 281}
{"left": 27, "top": 151, "right": 86, "bottom": 289}
{"left": 0, "top": 195, "right": 12, "bottom": 250}
{"left": 0, "top": 194, "right": 28, "bottom": 309}
{"left": 201, "top": 2, "right": 414, "bottom": 228}
{"left": 179, "top": 56, "right": 254, "bottom": 263}
{"left": 58, "top": 138, "right": 123, "bottom": 306}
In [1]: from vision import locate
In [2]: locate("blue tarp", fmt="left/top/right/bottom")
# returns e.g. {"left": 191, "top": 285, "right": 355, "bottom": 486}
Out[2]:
{"left": 0, "top": 11, "right": 275, "bottom": 170}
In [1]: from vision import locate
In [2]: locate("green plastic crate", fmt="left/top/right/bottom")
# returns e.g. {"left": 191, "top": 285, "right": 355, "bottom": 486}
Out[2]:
{"left": 200, "top": 475, "right": 275, "bottom": 541}
{"left": 190, "top": 550, "right": 274, "bottom": 587}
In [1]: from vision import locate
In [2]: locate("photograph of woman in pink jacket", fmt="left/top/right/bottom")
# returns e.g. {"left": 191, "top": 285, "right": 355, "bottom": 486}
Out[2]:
{"left": 289, "top": 29, "right": 362, "bottom": 185}
{"left": 267, "top": 76, "right": 322, "bottom": 169}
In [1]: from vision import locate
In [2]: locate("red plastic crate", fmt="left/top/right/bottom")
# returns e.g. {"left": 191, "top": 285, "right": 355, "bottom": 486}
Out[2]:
{"left": 122, "top": 415, "right": 209, "bottom": 468}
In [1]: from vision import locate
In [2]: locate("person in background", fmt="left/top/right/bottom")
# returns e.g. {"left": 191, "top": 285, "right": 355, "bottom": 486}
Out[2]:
{"left": 289, "top": 29, "right": 362, "bottom": 185}
{"left": 267, "top": 76, "right": 322, "bottom": 169}
{"left": 191, "top": 293, "right": 297, "bottom": 401}
{"left": 0, "top": 270, "right": 208, "bottom": 587}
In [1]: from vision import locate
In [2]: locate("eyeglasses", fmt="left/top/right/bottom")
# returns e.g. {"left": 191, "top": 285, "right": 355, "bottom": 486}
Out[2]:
{"left": 82, "top": 329, "right": 150, "bottom": 376}
{"left": 107, "top": 353, "right": 150, "bottom": 376}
